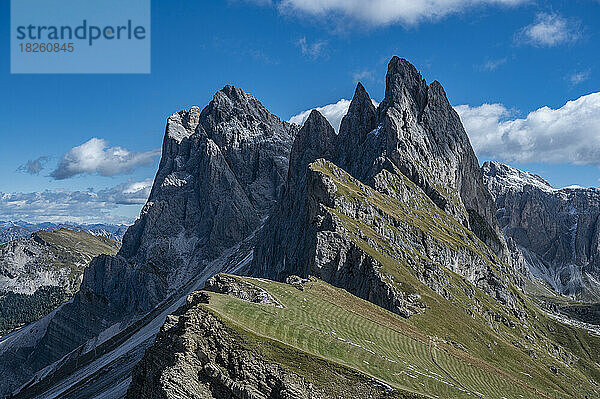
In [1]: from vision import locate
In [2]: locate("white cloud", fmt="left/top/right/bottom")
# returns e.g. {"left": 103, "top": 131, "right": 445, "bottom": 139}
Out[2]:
{"left": 352, "top": 69, "right": 375, "bottom": 82}
{"left": 296, "top": 37, "right": 328, "bottom": 59}
{"left": 290, "top": 98, "right": 380, "bottom": 132}
{"left": 290, "top": 99, "right": 351, "bottom": 132}
{"left": 99, "top": 179, "right": 153, "bottom": 205}
{"left": 455, "top": 92, "right": 600, "bottom": 165}
{"left": 481, "top": 58, "right": 507, "bottom": 71}
{"left": 0, "top": 179, "right": 152, "bottom": 224}
{"left": 51, "top": 138, "right": 160, "bottom": 180}
{"left": 517, "top": 13, "right": 580, "bottom": 47}
{"left": 278, "top": 0, "right": 526, "bottom": 26}
{"left": 17, "top": 156, "right": 50, "bottom": 175}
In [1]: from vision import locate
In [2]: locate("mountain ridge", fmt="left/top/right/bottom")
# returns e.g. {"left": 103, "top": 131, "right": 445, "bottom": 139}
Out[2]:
{"left": 483, "top": 160, "right": 600, "bottom": 300}
{"left": 3, "top": 58, "right": 600, "bottom": 399}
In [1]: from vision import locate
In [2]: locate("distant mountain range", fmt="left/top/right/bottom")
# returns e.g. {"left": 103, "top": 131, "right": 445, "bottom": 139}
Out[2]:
{"left": 0, "top": 221, "right": 129, "bottom": 243}
{"left": 0, "top": 229, "right": 120, "bottom": 336}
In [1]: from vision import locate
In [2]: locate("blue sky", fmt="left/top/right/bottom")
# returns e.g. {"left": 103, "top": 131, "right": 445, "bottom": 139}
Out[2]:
{"left": 1, "top": 0, "right": 599, "bottom": 224}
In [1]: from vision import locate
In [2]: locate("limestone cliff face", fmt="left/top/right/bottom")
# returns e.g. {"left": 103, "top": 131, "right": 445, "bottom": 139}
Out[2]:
{"left": 0, "top": 86, "right": 296, "bottom": 397}
{"left": 483, "top": 161, "right": 600, "bottom": 299}
{"left": 357, "top": 57, "right": 503, "bottom": 253}
{"left": 250, "top": 58, "right": 519, "bottom": 319}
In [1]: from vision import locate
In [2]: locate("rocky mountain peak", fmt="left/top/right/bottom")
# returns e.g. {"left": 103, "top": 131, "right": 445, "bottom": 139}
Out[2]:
{"left": 251, "top": 56, "right": 516, "bottom": 302}
{"left": 379, "top": 56, "right": 428, "bottom": 118}
{"left": 338, "top": 82, "right": 377, "bottom": 143}
{"left": 289, "top": 110, "right": 336, "bottom": 185}
{"left": 482, "top": 161, "right": 554, "bottom": 198}
{"left": 0, "top": 85, "right": 298, "bottom": 397}
{"left": 335, "top": 82, "right": 379, "bottom": 180}
{"left": 483, "top": 162, "right": 600, "bottom": 299}
{"left": 199, "top": 85, "right": 286, "bottom": 144}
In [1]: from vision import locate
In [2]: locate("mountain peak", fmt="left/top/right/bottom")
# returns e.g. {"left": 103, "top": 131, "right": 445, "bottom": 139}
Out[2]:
{"left": 218, "top": 84, "right": 250, "bottom": 103}
{"left": 288, "top": 110, "right": 335, "bottom": 186}
{"left": 336, "top": 82, "right": 378, "bottom": 178}
{"left": 293, "top": 109, "right": 335, "bottom": 154}
{"left": 348, "top": 82, "right": 374, "bottom": 114}
{"left": 380, "top": 56, "right": 428, "bottom": 116}
{"left": 482, "top": 161, "right": 555, "bottom": 195}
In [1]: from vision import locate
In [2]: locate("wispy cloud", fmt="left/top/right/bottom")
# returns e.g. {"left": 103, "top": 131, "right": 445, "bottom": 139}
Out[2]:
{"left": 0, "top": 179, "right": 152, "bottom": 224}
{"left": 569, "top": 70, "right": 590, "bottom": 85}
{"left": 480, "top": 58, "right": 507, "bottom": 71}
{"left": 296, "top": 37, "right": 328, "bottom": 59}
{"left": 352, "top": 69, "right": 375, "bottom": 82}
{"left": 517, "top": 13, "right": 580, "bottom": 47}
{"left": 17, "top": 156, "right": 50, "bottom": 175}
{"left": 50, "top": 138, "right": 160, "bottom": 180}
{"left": 455, "top": 92, "right": 600, "bottom": 165}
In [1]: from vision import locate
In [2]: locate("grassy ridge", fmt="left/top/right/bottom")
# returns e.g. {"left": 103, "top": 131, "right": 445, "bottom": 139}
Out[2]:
{"left": 285, "top": 159, "right": 600, "bottom": 398}
{"left": 200, "top": 276, "right": 590, "bottom": 398}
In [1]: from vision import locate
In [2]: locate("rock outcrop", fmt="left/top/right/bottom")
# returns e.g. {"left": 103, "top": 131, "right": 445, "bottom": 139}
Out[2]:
{"left": 483, "top": 161, "right": 600, "bottom": 299}
{"left": 127, "top": 295, "right": 325, "bottom": 399}
{"left": 127, "top": 277, "right": 406, "bottom": 399}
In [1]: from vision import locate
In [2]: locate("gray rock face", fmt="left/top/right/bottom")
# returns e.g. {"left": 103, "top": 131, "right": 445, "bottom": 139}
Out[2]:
{"left": 251, "top": 110, "right": 336, "bottom": 280}
{"left": 127, "top": 290, "right": 325, "bottom": 399}
{"left": 251, "top": 57, "right": 517, "bottom": 316}
{"left": 483, "top": 161, "right": 600, "bottom": 299}
{"left": 375, "top": 58, "right": 503, "bottom": 253}
{"left": 0, "top": 86, "right": 296, "bottom": 397}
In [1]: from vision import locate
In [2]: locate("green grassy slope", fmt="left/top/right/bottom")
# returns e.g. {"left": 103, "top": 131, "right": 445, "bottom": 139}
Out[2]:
{"left": 252, "top": 158, "right": 600, "bottom": 398}
{"left": 199, "top": 274, "right": 600, "bottom": 398}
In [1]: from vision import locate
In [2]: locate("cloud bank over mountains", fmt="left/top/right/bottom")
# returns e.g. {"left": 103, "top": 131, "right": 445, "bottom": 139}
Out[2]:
{"left": 0, "top": 179, "right": 152, "bottom": 224}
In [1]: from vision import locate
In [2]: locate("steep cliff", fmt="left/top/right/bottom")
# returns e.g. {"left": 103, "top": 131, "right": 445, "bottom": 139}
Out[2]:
{"left": 0, "top": 86, "right": 296, "bottom": 398}
{"left": 483, "top": 161, "right": 600, "bottom": 300}
{"left": 251, "top": 58, "right": 518, "bottom": 318}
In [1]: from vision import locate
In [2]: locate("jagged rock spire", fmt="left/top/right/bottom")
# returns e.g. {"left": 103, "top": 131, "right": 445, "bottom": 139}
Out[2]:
{"left": 288, "top": 110, "right": 336, "bottom": 187}
{"left": 335, "top": 82, "right": 379, "bottom": 180}
{"left": 378, "top": 56, "right": 428, "bottom": 118}
{"left": 338, "top": 82, "right": 377, "bottom": 146}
